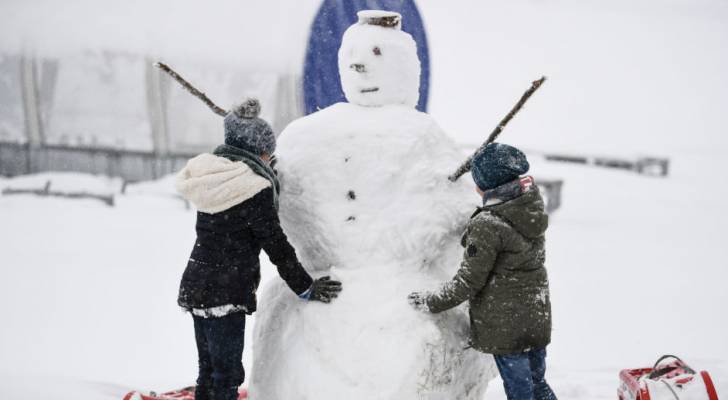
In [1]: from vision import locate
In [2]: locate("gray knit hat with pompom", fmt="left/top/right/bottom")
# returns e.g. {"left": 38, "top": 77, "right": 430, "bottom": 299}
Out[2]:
{"left": 223, "top": 98, "right": 276, "bottom": 155}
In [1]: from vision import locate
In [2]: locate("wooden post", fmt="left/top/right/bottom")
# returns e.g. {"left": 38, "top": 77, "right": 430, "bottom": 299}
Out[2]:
{"left": 20, "top": 54, "right": 44, "bottom": 173}
{"left": 272, "top": 74, "right": 305, "bottom": 136}
{"left": 145, "top": 58, "right": 170, "bottom": 179}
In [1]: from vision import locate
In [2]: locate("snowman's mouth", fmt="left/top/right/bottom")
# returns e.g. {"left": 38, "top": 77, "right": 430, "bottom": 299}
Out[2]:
{"left": 360, "top": 87, "right": 379, "bottom": 93}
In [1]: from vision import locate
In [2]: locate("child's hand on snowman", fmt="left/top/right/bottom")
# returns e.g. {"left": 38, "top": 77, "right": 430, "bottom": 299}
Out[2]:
{"left": 407, "top": 292, "right": 431, "bottom": 313}
{"left": 306, "top": 276, "right": 343, "bottom": 303}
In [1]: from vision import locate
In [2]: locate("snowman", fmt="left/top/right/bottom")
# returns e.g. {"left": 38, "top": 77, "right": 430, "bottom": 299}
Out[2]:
{"left": 249, "top": 10, "right": 495, "bottom": 399}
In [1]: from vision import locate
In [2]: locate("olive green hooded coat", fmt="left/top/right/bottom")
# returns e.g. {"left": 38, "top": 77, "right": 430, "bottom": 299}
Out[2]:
{"left": 426, "top": 188, "right": 551, "bottom": 355}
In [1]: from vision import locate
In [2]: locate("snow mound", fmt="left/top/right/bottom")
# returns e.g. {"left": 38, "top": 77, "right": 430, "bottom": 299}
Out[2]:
{"left": 250, "top": 102, "right": 496, "bottom": 399}
{"left": 1, "top": 172, "right": 122, "bottom": 195}
{"left": 123, "top": 174, "right": 177, "bottom": 197}
{"left": 253, "top": 265, "right": 496, "bottom": 399}
{"left": 1, "top": 172, "right": 121, "bottom": 206}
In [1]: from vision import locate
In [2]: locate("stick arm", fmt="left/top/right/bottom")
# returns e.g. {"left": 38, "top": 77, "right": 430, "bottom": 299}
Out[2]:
{"left": 154, "top": 62, "right": 228, "bottom": 117}
{"left": 448, "top": 76, "right": 547, "bottom": 182}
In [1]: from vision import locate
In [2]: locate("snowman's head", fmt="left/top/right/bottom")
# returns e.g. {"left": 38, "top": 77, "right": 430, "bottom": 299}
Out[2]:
{"left": 338, "top": 10, "right": 421, "bottom": 108}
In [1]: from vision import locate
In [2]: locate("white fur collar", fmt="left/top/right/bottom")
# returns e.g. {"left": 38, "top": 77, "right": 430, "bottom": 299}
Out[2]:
{"left": 175, "top": 153, "right": 271, "bottom": 214}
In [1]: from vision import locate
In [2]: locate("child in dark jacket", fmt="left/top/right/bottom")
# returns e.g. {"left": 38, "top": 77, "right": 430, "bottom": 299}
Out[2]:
{"left": 409, "top": 143, "right": 556, "bottom": 400}
{"left": 176, "top": 99, "right": 342, "bottom": 400}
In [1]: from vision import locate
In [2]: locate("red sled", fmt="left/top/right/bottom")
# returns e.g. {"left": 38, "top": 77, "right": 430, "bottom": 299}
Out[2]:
{"left": 618, "top": 355, "right": 719, "bottom": 400}
{"left": 123, "top": 386, "right": 248, "bottom": 400}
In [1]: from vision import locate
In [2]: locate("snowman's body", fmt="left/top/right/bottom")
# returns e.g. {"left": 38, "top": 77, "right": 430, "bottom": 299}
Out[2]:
{"left": 250, "top": 11, "right": 495, "bottom": 399}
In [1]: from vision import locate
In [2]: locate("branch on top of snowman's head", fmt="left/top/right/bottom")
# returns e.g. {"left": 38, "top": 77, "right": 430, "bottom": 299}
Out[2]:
{"left": 357, "top": 10, "right": 402, "bottom": 30}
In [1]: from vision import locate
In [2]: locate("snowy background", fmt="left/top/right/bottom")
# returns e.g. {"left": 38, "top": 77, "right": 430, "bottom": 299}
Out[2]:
{"left": 1, "top": 0, "right": 727, "bottom": 399}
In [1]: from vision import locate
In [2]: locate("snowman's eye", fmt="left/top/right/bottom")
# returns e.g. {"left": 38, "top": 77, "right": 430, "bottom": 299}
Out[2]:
{"left": 373, "top": 46, "right": 382, "bottom": 56}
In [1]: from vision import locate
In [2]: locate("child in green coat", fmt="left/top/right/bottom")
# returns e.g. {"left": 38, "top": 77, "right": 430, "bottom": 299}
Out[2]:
{"left": 409, "top": 143, "right": 556, "bottom": 400}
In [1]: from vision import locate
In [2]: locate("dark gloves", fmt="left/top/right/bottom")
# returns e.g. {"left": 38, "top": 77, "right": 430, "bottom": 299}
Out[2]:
{"left": 407, "top": 292, "right": 431, "bottom": 312}
{"left": 308, "top": 276, "right": 343, "bottom": 303}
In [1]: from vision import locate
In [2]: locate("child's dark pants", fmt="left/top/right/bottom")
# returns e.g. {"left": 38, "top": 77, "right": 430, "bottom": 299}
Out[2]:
{"left": 193, "top": 312, "right": 246, "bottom": 400}
{"left": 494, "top": 347, "right": 557, "bottom": 400}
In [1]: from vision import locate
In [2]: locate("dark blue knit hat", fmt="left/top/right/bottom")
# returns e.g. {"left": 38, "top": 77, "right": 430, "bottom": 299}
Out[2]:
{"left": 471, "top": 143, "right": 530, "bottom": 190}
{"left": 224, "top": 98, "right": 276, "bottom": 155}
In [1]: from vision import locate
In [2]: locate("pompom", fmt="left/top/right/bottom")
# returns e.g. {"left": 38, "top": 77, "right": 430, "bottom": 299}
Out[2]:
{"left": 232, "top": 98, "right": 261, "bottom": 119}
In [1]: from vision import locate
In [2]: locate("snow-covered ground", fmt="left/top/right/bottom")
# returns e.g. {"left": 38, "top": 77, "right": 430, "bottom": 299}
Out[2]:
{"left": 1, "top": 154, "right": 726, "bottom": 399}
{"left": 1, "top": 0, "right": 727, "bottom": 399}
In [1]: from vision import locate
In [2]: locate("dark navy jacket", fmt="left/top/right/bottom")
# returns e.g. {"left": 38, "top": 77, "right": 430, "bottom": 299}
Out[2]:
{"left": 178, "top": 187, "right": 313, "bottom": 313}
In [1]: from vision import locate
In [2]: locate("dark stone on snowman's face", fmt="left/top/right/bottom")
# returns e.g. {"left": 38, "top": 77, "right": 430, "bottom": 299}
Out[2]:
{"left": 347, "top": 190, "right": 356, "bottom": 200}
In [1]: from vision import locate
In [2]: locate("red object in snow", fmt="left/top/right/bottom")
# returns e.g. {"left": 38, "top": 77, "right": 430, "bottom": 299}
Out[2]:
{"left": 618, "top": 355, "right": 718, "bottom": 400}
{"left": 123, "top": 386, "right": 248, "bottom": 400}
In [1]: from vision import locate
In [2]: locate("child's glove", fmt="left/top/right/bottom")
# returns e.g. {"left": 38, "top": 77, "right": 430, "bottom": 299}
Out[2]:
{"left": 308, "top": 276, "right": 343, "bottom": 303}
{"left": 407, "top": 292, "right": 431, "bottom": 313}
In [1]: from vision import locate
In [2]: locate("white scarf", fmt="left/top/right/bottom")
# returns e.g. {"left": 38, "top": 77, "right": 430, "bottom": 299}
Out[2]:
{"left": 175, "top": 153, "right": 271, "bottom": 214}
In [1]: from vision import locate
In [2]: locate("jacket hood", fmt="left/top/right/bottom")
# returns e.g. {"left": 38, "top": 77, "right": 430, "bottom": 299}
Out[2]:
{"left": 175, "top": 153, "right": 271, "bottom": 214}
{"left": 489, "top": 188, "right": 548, "bottom": 239}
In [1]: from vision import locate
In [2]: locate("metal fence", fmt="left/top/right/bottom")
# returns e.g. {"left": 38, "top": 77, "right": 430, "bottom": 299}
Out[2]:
{"left": 0, "top": 51, "right": 303, "bottom": 182}
{"left": 0, "top": 141, "right": 194, "bottom": 181}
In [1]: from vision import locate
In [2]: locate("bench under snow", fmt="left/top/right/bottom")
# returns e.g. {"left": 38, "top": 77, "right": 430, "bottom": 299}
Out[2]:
{"left": 1, "top": 173, "right": 122, "bottom": 206}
